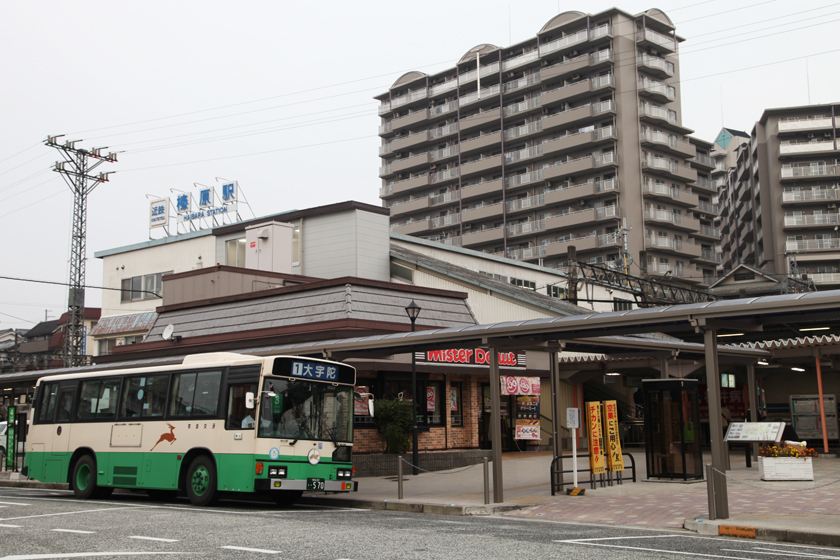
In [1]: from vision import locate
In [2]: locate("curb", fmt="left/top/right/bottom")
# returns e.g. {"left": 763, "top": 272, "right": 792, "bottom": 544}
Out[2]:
{"left": 684, "top": 518, "right": 840, "bottom": 548}
{"left": 298, "top": 495, "right": 524, "bottom": 516}
{"left": 0, "top": 479, "right": 67, "bottom": 490}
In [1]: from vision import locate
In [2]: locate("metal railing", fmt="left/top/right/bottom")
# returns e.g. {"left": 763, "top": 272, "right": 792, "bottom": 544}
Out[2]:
{"left": 637, "top": 53, "right": 674, "bottom": 75}
{"left": 550, "top": 452, "right": 637, "bottom": 494}
{"left": 778, "top": 117, "right": 833, "bottom": 132}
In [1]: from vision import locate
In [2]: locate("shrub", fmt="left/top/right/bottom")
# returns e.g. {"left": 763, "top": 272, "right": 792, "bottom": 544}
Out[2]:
{"left": 374, "top": 399, "right": 413, "bottom": 454}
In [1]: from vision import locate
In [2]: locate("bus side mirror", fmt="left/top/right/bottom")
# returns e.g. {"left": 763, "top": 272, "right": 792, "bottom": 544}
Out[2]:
{"left": 368, "top": 395, "right": 375, "bottom": 418}
{"left": 245, "top": 392, "right": 255, "bottom": 410}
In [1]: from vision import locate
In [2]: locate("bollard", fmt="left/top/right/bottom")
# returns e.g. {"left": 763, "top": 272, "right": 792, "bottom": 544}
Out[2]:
{"left": 705, "top": 464, "right": 716, "bottom": 521}
{"left": 398, "top": 457, "right": 404, "bottom": 500}
{"left": 483, "top": 457, "right": 490, "bottom": 505}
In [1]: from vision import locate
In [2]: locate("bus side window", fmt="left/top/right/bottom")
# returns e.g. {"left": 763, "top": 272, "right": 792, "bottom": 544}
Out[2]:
{"left": 170, "top": 373, "right": 197, "bottom": 416}
{"left": 77, "top": 381, "right": 101, "bottom": 421}
{"left": 37, "top": 383, "right": 59, "bottom": 424}
{"left": 56, "top": 387, "right": 76, "bottom": 423}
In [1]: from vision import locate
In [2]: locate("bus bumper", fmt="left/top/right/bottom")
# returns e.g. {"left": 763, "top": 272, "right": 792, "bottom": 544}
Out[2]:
{"left": 255, "top": 479, "right": 358, "bottom": 492}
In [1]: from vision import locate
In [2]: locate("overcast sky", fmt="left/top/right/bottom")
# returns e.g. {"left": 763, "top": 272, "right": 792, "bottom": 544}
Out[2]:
{"left": 1, "top": 0, "right": 838, "bottom": 331}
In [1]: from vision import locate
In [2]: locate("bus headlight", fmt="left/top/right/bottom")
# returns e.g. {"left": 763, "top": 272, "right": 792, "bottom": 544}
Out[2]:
{"left": 337, "top": 469, "right": 352, "bottom": 479}
{"left": 268, "top": 465, "right": 287, "bottom": 478}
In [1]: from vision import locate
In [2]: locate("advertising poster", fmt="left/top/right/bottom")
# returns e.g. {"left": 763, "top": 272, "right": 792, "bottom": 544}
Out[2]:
{"left": 450, "top": 387, "right": 458, "bottom": 411}
{"left": 354, "top": 386, "right": 370, "bottom": 416}
{"left": 427, "top": 386, "right": 436, "bottom": 412}
{"left": 586, "top": 402, "right": 606, "bottom": 475}
{"left": 603, "top": 401, "right": 624, "bottom": 472}
{"left": 5, "top": 407, "right": 14, "bottom": 469}
{"left": 515, "top": 395, "right": 541, "bottom": 440}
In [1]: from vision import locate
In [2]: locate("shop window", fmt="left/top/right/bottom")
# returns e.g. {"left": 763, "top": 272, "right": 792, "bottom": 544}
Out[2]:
{"left": 449, "top": 383, "right": 463, "bottom": 426}
{"left": 381, "top": 378, "right": 444, "bottom": 426}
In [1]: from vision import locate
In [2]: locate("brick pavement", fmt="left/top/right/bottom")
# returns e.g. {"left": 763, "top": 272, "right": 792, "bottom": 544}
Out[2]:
{"left": 505, "top": 485, "right": 840, "bottom": 529}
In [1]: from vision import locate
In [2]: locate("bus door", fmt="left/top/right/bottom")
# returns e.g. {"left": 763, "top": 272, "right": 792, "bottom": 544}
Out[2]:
{"left": 47, "top": 382, "right": 77, "bottom": 481}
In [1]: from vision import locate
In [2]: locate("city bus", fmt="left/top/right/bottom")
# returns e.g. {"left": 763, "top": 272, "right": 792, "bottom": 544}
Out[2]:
{"left": 24, "top": 352, "right": 365, "bottom": 506}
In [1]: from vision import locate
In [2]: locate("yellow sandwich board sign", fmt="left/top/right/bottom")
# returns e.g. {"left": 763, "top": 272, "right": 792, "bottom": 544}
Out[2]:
{"left": 585, "top": 401, "right": 606, "bottom": 475}
{"left": 603, "top": 400, "right": 625, "bottom": 472}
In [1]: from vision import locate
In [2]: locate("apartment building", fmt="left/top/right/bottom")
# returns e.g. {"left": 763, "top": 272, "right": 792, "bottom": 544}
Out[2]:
{"left": 717, "top": 104, "right": 840, "bottom": 288}
{"left": 377, "top": 8, "right": 721, "bottom": 286}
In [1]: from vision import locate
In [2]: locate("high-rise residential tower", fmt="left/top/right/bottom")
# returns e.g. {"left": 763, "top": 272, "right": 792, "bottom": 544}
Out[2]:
{"left": 377, "top": 8, "right": 721, "bottom": 286}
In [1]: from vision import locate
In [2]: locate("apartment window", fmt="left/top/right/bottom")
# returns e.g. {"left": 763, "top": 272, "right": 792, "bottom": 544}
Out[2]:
{"left": 121, "top": 272, "right": 171, "bottom": 302}
{"left": 510, "top": 277, "right": 536, "bottom": 290}
{"left": 225, "top": 238, "right": 246, "bottom": 267}
{"left": 547, "top": 285, "right": 565, "bottom": 299}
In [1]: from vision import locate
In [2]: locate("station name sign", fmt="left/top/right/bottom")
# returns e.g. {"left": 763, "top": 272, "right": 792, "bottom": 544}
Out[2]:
{"left": 148, "top": 181, "right": 239, "bottom": 230}
{"left": 418, "top": 348, "right": 525, "bottom": 368}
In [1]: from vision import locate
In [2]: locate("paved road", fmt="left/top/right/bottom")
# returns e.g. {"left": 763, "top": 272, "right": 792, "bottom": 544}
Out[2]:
{"left": 1, "top": 487, "right": 839, "bottom": 559}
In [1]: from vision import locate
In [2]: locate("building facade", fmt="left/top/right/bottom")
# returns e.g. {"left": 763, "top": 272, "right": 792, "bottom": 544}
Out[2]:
{"left": 377, "top": 8, "right": 721, "bottom": 286}
{"left": 717, "top": 104, "right": 840, "bottom": 288}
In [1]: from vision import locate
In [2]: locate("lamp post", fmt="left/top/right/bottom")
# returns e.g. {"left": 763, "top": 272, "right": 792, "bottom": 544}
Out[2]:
{"left": 405, "top": 300, "right": 421, "bottom": 475}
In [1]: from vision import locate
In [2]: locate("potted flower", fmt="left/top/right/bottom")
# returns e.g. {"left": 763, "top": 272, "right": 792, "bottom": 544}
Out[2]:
{"left": 758, "top": 443, "right": 817, "bottom": 481}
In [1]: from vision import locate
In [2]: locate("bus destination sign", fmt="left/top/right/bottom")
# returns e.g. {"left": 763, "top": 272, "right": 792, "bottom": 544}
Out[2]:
{"left": 271, "top": 357, "right": 356, "bottom": 385}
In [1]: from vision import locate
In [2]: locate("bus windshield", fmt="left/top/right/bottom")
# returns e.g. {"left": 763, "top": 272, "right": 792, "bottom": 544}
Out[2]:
{"left": 258, "top": 377, "right": 353, "bottom": 444}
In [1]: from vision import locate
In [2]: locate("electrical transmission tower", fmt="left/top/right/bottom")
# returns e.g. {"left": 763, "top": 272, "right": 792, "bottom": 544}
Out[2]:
{"left": 45, "top": 135, "right": 117, "bottom": 368}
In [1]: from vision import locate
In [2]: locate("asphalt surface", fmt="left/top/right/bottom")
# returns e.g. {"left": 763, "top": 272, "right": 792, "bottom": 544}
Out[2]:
{"left": 1, "top": 486, "right": 840, "bottom": 559}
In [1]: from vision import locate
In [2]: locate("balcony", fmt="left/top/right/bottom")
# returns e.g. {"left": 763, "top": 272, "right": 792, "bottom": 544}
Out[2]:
{"left": 541, "top": 232, "right": 621, "bottom": 257}
{"left": 697, "top": 201, "right": 720, "bottom": 215}
{"left": 457, "top": 62, "right": 501, "bottom": 87}
{"left": 637, "top": 27, "right": 676, "bottom": 53}
{"left": 545, "top": 206, "right": 619, "bottom": 231}
{"left": 391, "top": 131, "right": 430, "bottom": 153}
{"left": 643, "top": 182, "right": 699, "bottom": 207}
{"left": 778, "top": 117, "right": 834, "bottom": 133}
{"left": 461, "top": 178, "right": 504, "bottom": 201}
{"left": 387, "top": 109, "right": 430, "bottom": 133}
{"left": 508, "top": 219, "right": 546, "bottom": 238}
{"left": 543, "top": 152, "right": 617, "bottom": 182}
{"left": 390, "top": 152, "right": 431, "bottom": 175}
{"left": 504, "top": 96, "right": 542, "bottom": 118}
{"left": 783, "top": 213, "right": 840, "bottom": 228}
{"left": 640, "top": 130, "right": 696, "bottom": 159}
{"left": 640, "top": 105, "right": 678, "bottom": 126}
{"left": 644, "top": 209, "right": 700, "bottom": 231}
{"left": 782, "top": 188, "right": 840, "bottom": 204}
{"left": 696, "top": 224, "right": 721, "bottom": 239}
{"left": 503, "top": 72, "right": 543, "bottom": 96}
{"left": 461, "top": 84, "right": 502, "bottom": 109}
{"left": 810, "top": 272, "right": 840, "bottom": 285}
{"left": 507, "top": 194, "right": 545, "bottom": 215}
{"left": 461, "top": 226, "right": 505, "bottom": 246}
{"left": 780, "top": 165, "right": 838, "bottom": 181}
{"left": 461, "top": 108, "right": 501, "bottom": 133}
{"left": 637, "top": 53, "right": 674, "bottom": 78}
{"left": 642, "top": 158, "right": 698, "bottom": 183}
{"left": 502, "top": 50, "right": 539, "bottom": 72}
{"left": 461, "top": 155, "right": 503, "bottom": 178}
{"left": 380, "top": 175, "right": 431, "bottom": 198}
{"left": 429, "top": 190, "right": 461, "bottom": 208}
{"left": 429, "top": 101, "right": 459, "bottom": 119}
{"left": 389, "top": 197, "right": 432, "bottom": 217}
{"left": 429, "top": 122, "right": 459, "bottom": 141}
{"left": 779, "top": 141, "right": 837, "bottom": 157}
{"left": 430, "top": 167, "right": 460, "bottom": 185}
{"left": 430, "top": 146, "right": 459, "bottom": 164}
{"left": 645, "top": 236, "right": 702, "bottom": 258}
{"left": 545, "top": 178, "right": 618, "bottom": 205}
{"left": 541, "top": 75, "right": 613, "bottom": 108}
{"left": 696, "top": 249, "right": 722, "bottom": 264}
{"left": 785, "top": 238, "right": 840, "bottom": 251}
{"left": 506, "top": 169, "right": 544, "bottom": 190}
{"left": 457, "top": 131, "right": 499, "bottom": 157}
{"left": 463, "top": 202, "right": 504, "bottom": 223}
{"left": 505, "top": 145, "right": 543, "bottom": 165}
{"left": 429, "top": 213, "right": 460, "bottom": 230}
{"left": 638, "top": 80, "right": 675, "bottom": 103}
{"left": 391, "top": 219, "right": 431, "bottom": 235}
{"left": 505, "top": 121, "right": 542, "bottom": 142}
{"left": 539, "top": 28, "right": 588, "bottom": 56}
{"left": 691, "top": 153, "right": 716, "bottom": 170}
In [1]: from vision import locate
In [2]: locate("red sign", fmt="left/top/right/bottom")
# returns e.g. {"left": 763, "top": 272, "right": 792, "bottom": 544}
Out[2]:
{"left": 421, "top": 348, "right": 521, "bottom": 367}
{"left": 250, "top": 241, "right": 256, "bottom": 248}
{"left": 500, "top": 376, "right": 541, "bottom": 396}
{"left": 426, "top": 386, "right": 436, "bottom": 412}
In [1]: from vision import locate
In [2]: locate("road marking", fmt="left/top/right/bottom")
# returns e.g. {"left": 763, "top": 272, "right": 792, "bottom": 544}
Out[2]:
{"left": 724, "top": 548, "right": 840, "bottom": 559}
{"left": 0, "top": 502, "right": 29, "bottom": 506}
{"left": 52, "top": 529, "right": 96, "bottom": 534}
{"left": 220, "top": 546, "right": 281, "bottom": 554}
{"left": 0, "top": 506, "right": 148, "bottom": 522}
{"left": 0, "top": 524, "right": 22, "bottom": 528}
{"left": 0, "top": 553, "right": 186, "bottom": 559}
{"left": 555, "top": 534, "right": 679, "bottom": 542}
{"left": 555, "top": 541, "right": 753, "bottom": 559}
{"left": 129, "top": 536, "right": 179, "bottom": 543}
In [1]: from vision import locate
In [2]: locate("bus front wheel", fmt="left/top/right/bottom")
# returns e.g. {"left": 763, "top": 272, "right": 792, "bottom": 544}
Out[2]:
{"left": 186, "top": 456, "right": 219, "bottom": 507}
{"left": 72, "top": 455, "right": 98, "bottom": 500}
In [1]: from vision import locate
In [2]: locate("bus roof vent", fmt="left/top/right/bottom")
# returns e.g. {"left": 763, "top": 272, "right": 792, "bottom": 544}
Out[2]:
{"left": 181, "top": 352, "right": 257, "bottom": 366}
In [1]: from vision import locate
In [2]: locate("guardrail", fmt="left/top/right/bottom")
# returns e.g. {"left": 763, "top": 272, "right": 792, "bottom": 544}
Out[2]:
{"left": 549, "top": 452, "right": 637, "bottom": 495}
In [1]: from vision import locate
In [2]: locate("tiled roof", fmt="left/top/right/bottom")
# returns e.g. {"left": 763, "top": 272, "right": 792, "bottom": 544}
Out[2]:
{"left": 23, "top": 320, "right": 60, "bottom": 339}
{"left": 145, "top": 283, "right": 476, "bottom": 342}
{"left": 90, "top": 313, "right": 158, "bottom": 336}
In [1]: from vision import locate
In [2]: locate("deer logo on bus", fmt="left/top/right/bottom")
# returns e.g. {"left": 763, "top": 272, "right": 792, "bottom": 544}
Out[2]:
{"left": 150, "top": 423, "right": 177, "bottom": 451}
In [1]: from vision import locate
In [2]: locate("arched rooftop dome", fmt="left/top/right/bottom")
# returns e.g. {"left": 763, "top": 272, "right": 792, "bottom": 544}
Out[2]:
{"left": 539, "top": 11, "right": 586, "bottom": 34}
{"left": 391, "top": 71, "right": 428, "bottom": 90}
{"left": 642, "top": 8, "right": 673, "bottom": 27}
{"left": 458, "top": 44, "right": 499, "bottom": 64}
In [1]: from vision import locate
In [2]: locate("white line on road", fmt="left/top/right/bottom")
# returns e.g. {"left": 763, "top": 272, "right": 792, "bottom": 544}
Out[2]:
{"left": 0, "top": 502, "right": 29, "bottom": 506}
{"left": 723, "top": 548, "right": 840, "bottom": 559}
{"left": 220, "top": 546, "right": 281, "bottom": 554}
{"left": 555, "top": 534, "right": 679, "bottom": 542}
{"left": 555, "top": 541, "right": 753, "bottom": 560}
{"left": 0, "top": 553, "right": 187, "bottom": 559}
{"left": 51, "top": 529, "right": 96, "bottom": 534}
{"left": 129, "top": 536, "right": 179, "bottom": 543}
{"left": 0, "top": 524, "right": 22, "bottom": 528}
{"left": 0, "top": 506, "right": 150, "bottom": 522}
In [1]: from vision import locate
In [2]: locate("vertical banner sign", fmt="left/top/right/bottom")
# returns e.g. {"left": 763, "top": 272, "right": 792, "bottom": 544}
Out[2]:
{"left": 354, "top": 386, "right": 370, "bottom": 416}
{"left": 585, "top": 402, "right": 606, "bottom": 475}
{"left": 6, "top": 407, "right": 15, "bottom": 469}
{"left": 426, "top": 386, "right": 436, "bottom": 412}
{"left": 603, "top": 401, "right": 625, "bottom": 472}
{"left": 501, "top": 376, "right": 541, "bottom": 440}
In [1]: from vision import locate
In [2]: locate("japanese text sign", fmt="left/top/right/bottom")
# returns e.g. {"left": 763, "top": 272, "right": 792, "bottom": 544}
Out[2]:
{"left": 603, "top": 401, "right": 624, "bottom": 472}
{"left": 586, "top": 401, "right": 606, "bottom": 475}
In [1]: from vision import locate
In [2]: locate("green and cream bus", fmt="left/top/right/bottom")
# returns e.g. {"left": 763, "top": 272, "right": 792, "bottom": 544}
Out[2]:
{"left": 24, "top": 352, "right": 364, "bottom": 506}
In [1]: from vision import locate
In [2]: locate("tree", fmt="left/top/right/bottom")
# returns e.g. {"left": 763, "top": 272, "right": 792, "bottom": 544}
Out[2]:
{"left": 374, "top": 399, "right": 413, "bottom": 454}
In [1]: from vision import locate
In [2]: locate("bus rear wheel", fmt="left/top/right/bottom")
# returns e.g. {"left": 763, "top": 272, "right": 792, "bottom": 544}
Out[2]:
{"left": 72, "top": 455, "right": 99, "bottom": 500}
{"left": 186, "top": 456, "right": 219, "bottom": 507}
{"left": 270, "top": 490, "right": 303, "bottom": 507}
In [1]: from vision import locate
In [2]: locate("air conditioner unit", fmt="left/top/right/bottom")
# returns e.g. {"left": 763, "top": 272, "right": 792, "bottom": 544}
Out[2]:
{"left": 506, "top": 72, "right": 515, "bottom": 78}
{"left": 579, "top": 199, "right": 587, "bottom": 205}
{"left": 808, "top": 133, "right": 815, "bottom": 139}
{"left": 825, "top": 132, "right": 833, "bottom": 138}
{"left": 829, "top": 203, "right": 837, "bottom": 209}
{"left": 571, "top": 50, "right": 579, "bottom": 56}
{"left": 572, "top": 74, "right": 581, "bottom": 81}
{"left": 541, "top": 60, "right": 549, "bottom": 66}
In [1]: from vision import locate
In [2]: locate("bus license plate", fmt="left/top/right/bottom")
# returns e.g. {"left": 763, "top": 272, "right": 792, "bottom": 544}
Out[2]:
{"left": 306, "top": 478, "right": 325, "bottom": 491}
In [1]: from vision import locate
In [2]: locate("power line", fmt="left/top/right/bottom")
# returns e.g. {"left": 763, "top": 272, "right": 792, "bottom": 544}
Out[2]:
{"left": 0, "top": 275, "right": 156, "bottom": 297}
{"left": 675, "top": 0, "right": 778, "bottom": 24}
{"left": 0, "top": 311, "right": 37, "bottom": 325}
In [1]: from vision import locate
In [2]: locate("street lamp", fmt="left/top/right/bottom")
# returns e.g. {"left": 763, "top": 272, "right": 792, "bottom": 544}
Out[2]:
{"left": 405, "top": 300, "right": 421, "bottom": 475}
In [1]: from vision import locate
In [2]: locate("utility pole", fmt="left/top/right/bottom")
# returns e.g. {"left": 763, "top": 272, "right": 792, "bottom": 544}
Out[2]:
{"left": 45, "top": 135, "right": 117, "bottom": 368}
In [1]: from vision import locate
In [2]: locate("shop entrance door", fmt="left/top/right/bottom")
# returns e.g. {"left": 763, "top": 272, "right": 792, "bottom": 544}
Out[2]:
{"left": 478, "top": 383, "right": 513, "bottom": 450}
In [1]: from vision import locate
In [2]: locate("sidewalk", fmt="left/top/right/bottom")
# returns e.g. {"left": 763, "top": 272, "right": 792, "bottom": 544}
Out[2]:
{"left": 3, "top": 450, "right": 840, "bottom": 546}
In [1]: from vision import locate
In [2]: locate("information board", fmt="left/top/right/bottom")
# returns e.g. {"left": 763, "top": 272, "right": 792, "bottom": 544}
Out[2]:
{"left": 724, "top": 421, "right": 785, "bottom": 443}
{"left": 790, "top": 394, "right": 839, "bottom": 440}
